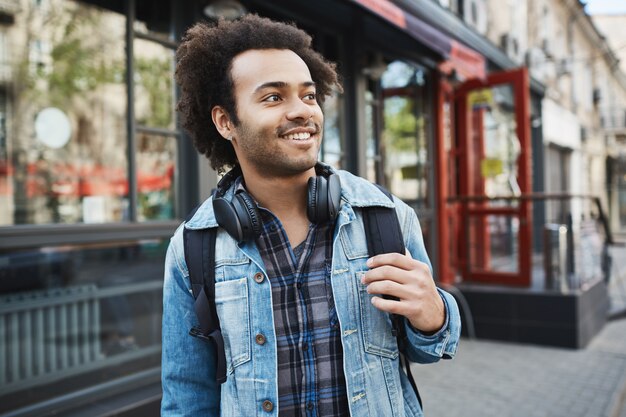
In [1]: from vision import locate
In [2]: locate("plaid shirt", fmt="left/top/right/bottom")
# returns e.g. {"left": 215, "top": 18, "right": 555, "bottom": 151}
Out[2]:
{"left": 255, "top": 207, "right": 350, "bottom": 417}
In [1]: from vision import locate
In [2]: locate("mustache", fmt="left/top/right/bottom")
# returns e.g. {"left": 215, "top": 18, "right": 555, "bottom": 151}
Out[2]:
{"left": 276, "top": 120, "right": 321, "bottom": 136}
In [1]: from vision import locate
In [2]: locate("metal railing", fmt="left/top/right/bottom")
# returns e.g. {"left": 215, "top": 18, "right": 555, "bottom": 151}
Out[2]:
{"left": 450, "top": 193, "right": 614, "bottom": 291}
{"left": 0, "top": 281, "right": 162, "bottom": 395}
{"left": 0, "top": 285, "right": 102, "bottom": 389}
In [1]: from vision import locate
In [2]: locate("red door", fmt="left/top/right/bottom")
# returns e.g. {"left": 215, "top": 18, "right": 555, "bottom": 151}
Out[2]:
{"left": 437, "top": 68, "right": 532, "bottom": 287}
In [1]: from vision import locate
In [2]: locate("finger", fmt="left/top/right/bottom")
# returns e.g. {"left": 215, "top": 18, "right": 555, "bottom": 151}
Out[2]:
{"left": 370, "top": 296, "right": 408, "bottom": 316}
{"left": 366, "top": 279, "right": 412, "bottom": 300}
{"left": 362, "top": 265, "right": 414, "bottom": 285}
{"left": 367, "top": 252, "right": 428, "bottom": 272}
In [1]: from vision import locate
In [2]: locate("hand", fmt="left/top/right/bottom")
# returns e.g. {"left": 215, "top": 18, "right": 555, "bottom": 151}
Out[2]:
{"left": 362, "top": 250, "right": 446, "bottom": 334}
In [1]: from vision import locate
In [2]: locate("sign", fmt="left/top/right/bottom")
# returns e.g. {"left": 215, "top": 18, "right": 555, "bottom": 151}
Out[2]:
{"left": 34, "top": 107, "right": 72, "bottom": 149}
{"left": 480, "top": 158, "right": 503, "bottom": 178}
{"left": 468, "top": 88, "right": 493, "bottom": 109}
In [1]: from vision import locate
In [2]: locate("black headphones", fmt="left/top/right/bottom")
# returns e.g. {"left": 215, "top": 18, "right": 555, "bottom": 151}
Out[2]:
{"left": 212, "top": 165, "right": 342, "bottom": 243}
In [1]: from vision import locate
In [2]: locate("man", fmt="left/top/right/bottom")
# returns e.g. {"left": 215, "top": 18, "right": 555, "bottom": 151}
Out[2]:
{"left": 162, "top": 14, "right": 460, "bottom": 417}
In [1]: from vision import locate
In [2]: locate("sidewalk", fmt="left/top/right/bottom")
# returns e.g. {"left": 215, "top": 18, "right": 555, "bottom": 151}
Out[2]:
{"left": 414, "top": 248, "right": 626, "bottom": 417}
{"left": 413, "top": 318, "right": 626, "bottom": 417}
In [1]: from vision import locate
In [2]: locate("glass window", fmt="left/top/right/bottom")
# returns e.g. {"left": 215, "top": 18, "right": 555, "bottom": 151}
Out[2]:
{"left": 0, "top": 239, "right": 165, "bottom": 412}
{"left": 136, "top": 132, "right": 177, "bottom": 221}
{"left": 0, "top": 0, "right": 180, "bottom": 414}
{"left": 0, "top": 0, "right": 128, "bottom": 226}
{"left": 133, "top": 39, "right": 175, "bottom": 130}
{"left": 365, "top": 88, "right": 379, "bottom": 183}
{"left": 133, "top": 0, "right": 178, "bottom": 221}
{"left": 366, "top": 59, "right": 436, "bottom": 257}
{"left": 380, "top": 61, "right": 430, "bottom": 208}
{"left": 321, "top": 92, "right": 343, "bottom": 169}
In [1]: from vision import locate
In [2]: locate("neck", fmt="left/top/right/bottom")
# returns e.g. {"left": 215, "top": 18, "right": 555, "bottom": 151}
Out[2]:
{"left": 240, "top": 166, "right": 316, "bottom": 219}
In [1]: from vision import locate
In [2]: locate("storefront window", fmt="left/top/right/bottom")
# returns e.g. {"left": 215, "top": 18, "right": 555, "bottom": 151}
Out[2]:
{"left": 0, "top": 0, "right": 180, "bottom": 414}
{"left": 133, "top": 0, "right": 178, "bottom": 221}
{"left": 365, "top": 89, "right": 379, "bottom": 183}
{"left": 133, "top": 39, "right": 175, "bottom": 131}
{"left": 321, "top": 92, "right": 343, "bottom": 169}
{"left": 366, "top": 59, "right": 436, "bottom": 257}
{"left": 136, "top": 132, "right": 176, "bottom": 221}
{"left": 380, "top": 61, "right": 430, "bottom": 208}
{"left": 0, "top": 0, "right": 127, "bottom": 226}
{"left": 0, "top": 239, "right": 165, "bottom": 412}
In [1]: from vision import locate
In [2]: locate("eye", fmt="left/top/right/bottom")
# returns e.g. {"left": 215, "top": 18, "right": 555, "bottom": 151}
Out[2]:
{"left": 263, "top": 94, "right": 281, "bottom": 102}
{"left": 303, "top": 92, "right": 317, "bottom": 101}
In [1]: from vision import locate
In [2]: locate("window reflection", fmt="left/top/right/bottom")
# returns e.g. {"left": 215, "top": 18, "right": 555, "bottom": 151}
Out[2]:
{"left": 321, "top": 92, "right": 343, "bottom": 169}
{"left": 134, "top": 39, "right": 175, "bottom": 130}
{"left": 0, "top": 1, "right": 128, "bottom": 226}
{"left": 381, "top": 61, "right": 430, "bottom": 208}
{"left": 475, "top": 84, "right": 520, "bottom": 207}
{"left": 136, "top": 132, "right": 176, "bottom": 221}
{"left": 365, "top": 89, "right": 379, "bottom": 183}
{"left": 0, "top": 239, "right": 165, "bottom": 412}
{"left": 366, "top": 59, "right": 435, "bottom": 257}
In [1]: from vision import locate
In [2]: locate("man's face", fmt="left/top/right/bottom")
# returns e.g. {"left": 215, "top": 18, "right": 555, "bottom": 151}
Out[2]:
{"left": 228, "top": 49, "right": 324, "bottom": 177}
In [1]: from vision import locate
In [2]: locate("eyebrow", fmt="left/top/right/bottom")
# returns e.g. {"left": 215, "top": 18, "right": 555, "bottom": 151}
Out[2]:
{"left": 253, "top": 81, "right": 316, "bottom": 94}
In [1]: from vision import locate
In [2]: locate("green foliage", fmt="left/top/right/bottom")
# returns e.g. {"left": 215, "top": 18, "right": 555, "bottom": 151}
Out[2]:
{"left": 134, "top": 57, "right": 173, "bottom": 128}
{"left": 48, "top": 39, "right": 122, "bottom": 106}
{"left": 26, "top": 4, "right": 125, "bottom": 107}
{"left": 384, "top": 97, "right": 420, "bottom": 152}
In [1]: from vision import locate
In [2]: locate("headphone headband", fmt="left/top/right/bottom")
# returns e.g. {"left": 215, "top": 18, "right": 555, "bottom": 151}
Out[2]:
{"left": 214, "top": 165, "right": 243, "bottom": 198}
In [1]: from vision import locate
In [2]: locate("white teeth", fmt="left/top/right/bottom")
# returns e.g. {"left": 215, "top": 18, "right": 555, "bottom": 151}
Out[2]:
{"left": 285, "top": 132, "right": 311, "bottom": 140}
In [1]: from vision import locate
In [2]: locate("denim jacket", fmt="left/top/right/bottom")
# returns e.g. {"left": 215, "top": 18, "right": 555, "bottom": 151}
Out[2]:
{"left": 161, "top": 168, "right": 461, "bottom": 417}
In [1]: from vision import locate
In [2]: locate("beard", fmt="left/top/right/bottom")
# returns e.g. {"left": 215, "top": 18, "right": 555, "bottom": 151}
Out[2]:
{"left": 233, "top": 119, "right": 323, "bottom": 177}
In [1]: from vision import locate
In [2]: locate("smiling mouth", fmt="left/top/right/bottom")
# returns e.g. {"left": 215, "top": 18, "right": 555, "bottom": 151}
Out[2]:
{"left": 284, "top": 132, "right": 312, "bottom": 141}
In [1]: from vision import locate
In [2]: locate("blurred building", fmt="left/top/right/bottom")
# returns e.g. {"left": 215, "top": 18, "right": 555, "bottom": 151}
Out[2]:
{"left": 592, "top": 13, "right": 626, "bottom": 75}
{"left": 0, "top": 0, "right": 623, "bottom": 416}
{"left": 468, "top": 0, "right": 626, "bottom": 235}
{"left": 592, "top": 12, "right": 626, "bottom": 234}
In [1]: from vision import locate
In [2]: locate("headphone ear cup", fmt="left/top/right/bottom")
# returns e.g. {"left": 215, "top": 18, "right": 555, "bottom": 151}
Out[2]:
{"left": 307, "top": 176, "right": 318, "bottom": 223}
{"left": 308, "top": 175, "right": 333, "bottom": 223}
{"left": 213, "top": 191, "right": 262, "bottom": 243}
{"left": 213, "top": 196, "right": 244, "bottom": 243}
{"left": 316, "top": 176, "right": 329, "bottom": 222}
{"left": 327, "top": 174, "right": 341, "bottom": 219}
{"left": 232, "top": 192, "right": 262, "bottom": 241}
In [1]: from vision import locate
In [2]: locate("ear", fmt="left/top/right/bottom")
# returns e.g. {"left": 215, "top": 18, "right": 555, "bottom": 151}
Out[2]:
{"left": 211, "top": 106, "right": 233, "bottom": 140}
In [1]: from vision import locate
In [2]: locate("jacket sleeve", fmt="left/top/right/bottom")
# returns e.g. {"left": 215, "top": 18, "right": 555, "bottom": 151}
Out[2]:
{"left": 161, "top": 230, "right": 221, "bottom": 416}
{"left": 396, "top": 200, "right": 462, "bottom": 364}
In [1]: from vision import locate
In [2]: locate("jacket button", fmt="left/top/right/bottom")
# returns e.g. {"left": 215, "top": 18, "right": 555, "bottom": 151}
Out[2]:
{"left": 262, "top": 400, "right": 274, "bottom": 412}
{"left": 254, "top": 272, "right": 264, "bottom": 283}
{"left": 255, "top": 333, "right": 266, "bottom": 345}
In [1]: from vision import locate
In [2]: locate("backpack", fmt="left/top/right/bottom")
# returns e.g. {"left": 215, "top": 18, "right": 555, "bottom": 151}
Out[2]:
{"left": 183, "top": 184, "right": 422, "bottom": 407}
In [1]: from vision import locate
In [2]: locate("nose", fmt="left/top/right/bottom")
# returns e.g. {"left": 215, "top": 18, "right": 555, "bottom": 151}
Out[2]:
{"left": 285, "top": 98, "right": 315, "bottom": 121}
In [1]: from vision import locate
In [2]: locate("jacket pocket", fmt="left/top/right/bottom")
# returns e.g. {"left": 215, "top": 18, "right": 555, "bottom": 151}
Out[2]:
{"left": 215, "top": 277, "right": 251, "bottom": 373}
{"left": 355, "top": 271, "right": 399, "bottom": 359}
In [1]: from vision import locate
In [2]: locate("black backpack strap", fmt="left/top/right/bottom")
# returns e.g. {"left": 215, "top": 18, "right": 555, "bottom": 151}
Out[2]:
{"left": 364, "top": 184, "right": 406, "bottom": 258}
{"left": 183, "top": 225, "right": 227, "bottom": 384}
{"left": 363, "top": 183, "right": 422, "bottom": 409}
